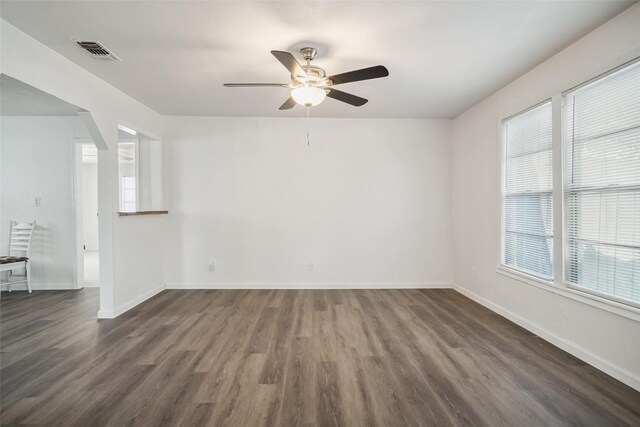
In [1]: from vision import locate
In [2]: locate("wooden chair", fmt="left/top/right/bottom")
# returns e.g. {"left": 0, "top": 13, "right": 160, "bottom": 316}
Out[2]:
{"left": 1, "top": 221, "right": 36, "bottom": 293}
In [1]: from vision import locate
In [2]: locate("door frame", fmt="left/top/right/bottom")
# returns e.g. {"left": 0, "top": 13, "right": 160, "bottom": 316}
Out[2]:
{"left": 72, "top": 138, "right": 98, "bottom": 289}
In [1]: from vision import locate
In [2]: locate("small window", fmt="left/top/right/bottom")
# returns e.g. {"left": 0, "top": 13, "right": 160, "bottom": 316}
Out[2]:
{"left": 563, "top": 59, "right": 640, "bottom": 306}
{"left": 502, "top": 101, "right": 553, "bottom": 279}
{"left": 121, "top": 177, "right": 137, "bottom": 213}
{"left": 118, "top": 142, "right": 137, "bottom": 212}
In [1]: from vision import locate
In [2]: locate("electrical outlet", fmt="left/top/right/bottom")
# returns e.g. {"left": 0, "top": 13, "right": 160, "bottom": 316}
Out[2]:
{"left": 32, "top": 196, "right": 41, "bottom": 207}
{"left": 308, "top": 262, "right": 315, "bottom": 271}
{"left": 472, "top": 265, "right": 478, "bottom": 279}
{"left": 209, "top": 262, "right": 216, "bottom": 272}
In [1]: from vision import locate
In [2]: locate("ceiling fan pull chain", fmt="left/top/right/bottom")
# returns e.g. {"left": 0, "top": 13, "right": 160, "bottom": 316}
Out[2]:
{"left": 306, "top": 106, "right": 310, "bottom": 147}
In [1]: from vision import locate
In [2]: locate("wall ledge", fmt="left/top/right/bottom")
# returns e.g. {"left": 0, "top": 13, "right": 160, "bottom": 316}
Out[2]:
{"left": 118, "top": 211, "right": 168, "bottom": 216}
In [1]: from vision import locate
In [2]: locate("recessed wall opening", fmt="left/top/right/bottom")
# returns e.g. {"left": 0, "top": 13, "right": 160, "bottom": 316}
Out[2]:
{"left": 0, "top": 74, "right": 104, "bottom": 311}
{"left": 117, "top": 124, "right": 165, "bottom": 215}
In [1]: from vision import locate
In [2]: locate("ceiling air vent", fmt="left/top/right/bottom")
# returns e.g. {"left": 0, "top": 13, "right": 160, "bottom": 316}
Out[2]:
{"left": 76, "top": 41, "right": 120, "bottom": 61}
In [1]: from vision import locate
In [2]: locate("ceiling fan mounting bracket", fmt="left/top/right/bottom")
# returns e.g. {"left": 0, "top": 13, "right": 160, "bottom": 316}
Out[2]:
{"left": 300, "top": 47, "right": 317, "bottom": 62}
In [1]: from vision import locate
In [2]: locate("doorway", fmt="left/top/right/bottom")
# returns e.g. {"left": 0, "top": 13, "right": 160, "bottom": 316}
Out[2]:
{"left": 74, "top": 142, "right": 100, "bottom": 287}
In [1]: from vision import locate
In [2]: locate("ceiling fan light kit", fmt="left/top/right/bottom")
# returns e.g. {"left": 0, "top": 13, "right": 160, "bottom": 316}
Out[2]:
{"left": 223, "top": 47, "right": 389, "bottom": 110}
{"left": 291, "top": 86, "right": 326, "bottom": 107}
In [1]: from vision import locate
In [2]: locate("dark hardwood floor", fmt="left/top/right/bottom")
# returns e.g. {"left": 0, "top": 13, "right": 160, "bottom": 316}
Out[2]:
{"left": 1, "top": 288, "right": 639, "bottom": 426}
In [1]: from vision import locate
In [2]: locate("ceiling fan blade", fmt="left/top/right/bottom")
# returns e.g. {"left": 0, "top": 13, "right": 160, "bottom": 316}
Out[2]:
{"left": 279, "top": 97, "right": 297, "bottom": 110}
{"left": 271, "top": 50, "right": 307, "bottom": 78}
{"left": 326, "top": 88, "right": 368, "bottom": 107}
{"left": 327, "top": 65, "right": 389, "bottom": 86}
{"left": 223, "top": 83, "right": 289, "bottom": 87}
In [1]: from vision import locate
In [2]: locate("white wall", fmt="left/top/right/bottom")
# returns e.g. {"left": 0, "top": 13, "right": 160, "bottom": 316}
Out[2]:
{"left": 1, "top": 19, "right": 166, "bottom": 316}
{"left": 451, "top": 4, "right": 640, "bottom": 390}
{"left": 164, "top": 117, "right": 452, "bottom": 288}
{"left": 82, "top": 161, "right": 99, "bottom": 251}
{"left": 1, "top": 116, "right": 81, "bottom": 289}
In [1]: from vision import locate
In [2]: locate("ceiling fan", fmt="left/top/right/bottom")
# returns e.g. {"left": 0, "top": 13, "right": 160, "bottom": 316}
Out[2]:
{"left": 223, "top": 47, "right": 389, "bottom": 110}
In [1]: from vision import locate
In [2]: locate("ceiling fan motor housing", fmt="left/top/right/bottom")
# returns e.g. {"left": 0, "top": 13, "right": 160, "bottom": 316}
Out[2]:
{"left": 292, "top": 47, "right": 329, "bottom": 87}
{"left": 293, "top": 65, "right": 328, "bottom": 86}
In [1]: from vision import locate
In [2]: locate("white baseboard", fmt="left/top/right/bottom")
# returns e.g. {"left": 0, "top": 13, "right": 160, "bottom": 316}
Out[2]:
{"left": 99, "top": 283, "right": 448, "bottom": 318}
{"left": 96, "top": 310, "right": 114, "bottom": 318}
{"left": 82, "top": 283, "right": 100, "bottom": 288}
{"left": 165, "top": 282, "right": 451, "bottom": 290}
{"left": 452, "top": 282, "right": 640, "bottom": 392}
{"left": 97, "top": 285, "right": 165, "bottom": 319}
{"left": 1, "top": 282, "right": 79, "bottom": 291}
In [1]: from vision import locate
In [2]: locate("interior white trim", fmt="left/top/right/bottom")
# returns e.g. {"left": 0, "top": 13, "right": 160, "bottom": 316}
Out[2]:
{"left": 98, "top": 283, "right": 449, "bottom": 318}
{"left": 97, "top": 284, "right": 165, "bottom": 319}
{"left": 166, "top": 282, "right": 451, "bottom": 290}
{"left": 452, "top": 282, "right": 640, "bottom": 392}
{"left": 496, "top": 265, "right": 640, "bottom": 321}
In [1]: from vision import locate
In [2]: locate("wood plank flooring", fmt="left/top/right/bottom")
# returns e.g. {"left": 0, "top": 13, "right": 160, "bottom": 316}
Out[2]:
{"left": 1, "top": 288, "right": 639, "bottom": 426}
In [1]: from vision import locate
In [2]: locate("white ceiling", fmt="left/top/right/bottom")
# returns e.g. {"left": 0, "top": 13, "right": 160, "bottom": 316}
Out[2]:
{"left": 1, "top": 74, "right": 82, "bottom": 116}
{"left": 0, "top": 1, "right": 634, "bottom": 118}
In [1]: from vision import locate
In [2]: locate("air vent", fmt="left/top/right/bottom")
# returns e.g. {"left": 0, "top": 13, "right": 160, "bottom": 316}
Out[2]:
{"left": 76, "top": 41, "right": 120, "bottom": 61}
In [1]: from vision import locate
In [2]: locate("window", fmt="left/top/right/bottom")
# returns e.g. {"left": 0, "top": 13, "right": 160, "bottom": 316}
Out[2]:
{"left": 502, "top": 101, "right": 553, "bottom": 279}
{"left": 563, "top": 60, "right": 640, "bottom": 306}
{"left": 121, "top": 177, "right": 137, "bottom": 212}
{"left": 118, "top": 141, "right": 137, "bottom": 212}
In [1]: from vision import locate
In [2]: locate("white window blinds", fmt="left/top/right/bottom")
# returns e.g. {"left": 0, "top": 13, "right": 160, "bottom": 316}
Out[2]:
{"left": 563, "top": 60, "right": 640, "bottom": 306}
{"left": 503, "top": 101, "right": 553, "bottom": 279}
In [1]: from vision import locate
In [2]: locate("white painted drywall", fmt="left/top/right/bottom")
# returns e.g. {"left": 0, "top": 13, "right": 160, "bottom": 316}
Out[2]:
{"left": 0, "top": 116, "right": 82, "bottom": 288}
{"left": 451, "top": 3, "right": 640, "bottom": 390}
{"left": 164, "top": 117, "right": 452, "bottom": 288}
{"left": 1, "top": 19, "right": 166, "bottom": 315}
{"left": 82, "top": 161, "right": 99, "bottom": 251}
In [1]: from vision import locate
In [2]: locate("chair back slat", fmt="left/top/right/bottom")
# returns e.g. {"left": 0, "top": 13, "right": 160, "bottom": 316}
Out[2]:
{"left": 9, "top": 221, "right": 35, "bottom": 257}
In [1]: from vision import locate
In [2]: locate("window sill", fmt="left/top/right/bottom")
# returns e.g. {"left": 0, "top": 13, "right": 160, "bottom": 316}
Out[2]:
{"left": 496, "top": 265, "right": 640, "bottom": 322}
{"left": 118, "top": 210, "right": 169, "bottom": 216}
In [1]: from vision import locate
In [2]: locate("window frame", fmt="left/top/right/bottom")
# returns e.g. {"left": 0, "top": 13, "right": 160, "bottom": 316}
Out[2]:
{"left": 120, "top": 176, "right": 137, "bottom": 213}
{"left": 499, "top": 99, "right": 555, "bottom": 282}
{"left": 496, "top": 56, "right": 640, "bottom": 318}
{"left": 117, "top": 139, "right": 140, "bottom": 213}
{"left": 561, "top": 57, "right": 640, "bottom": 310}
